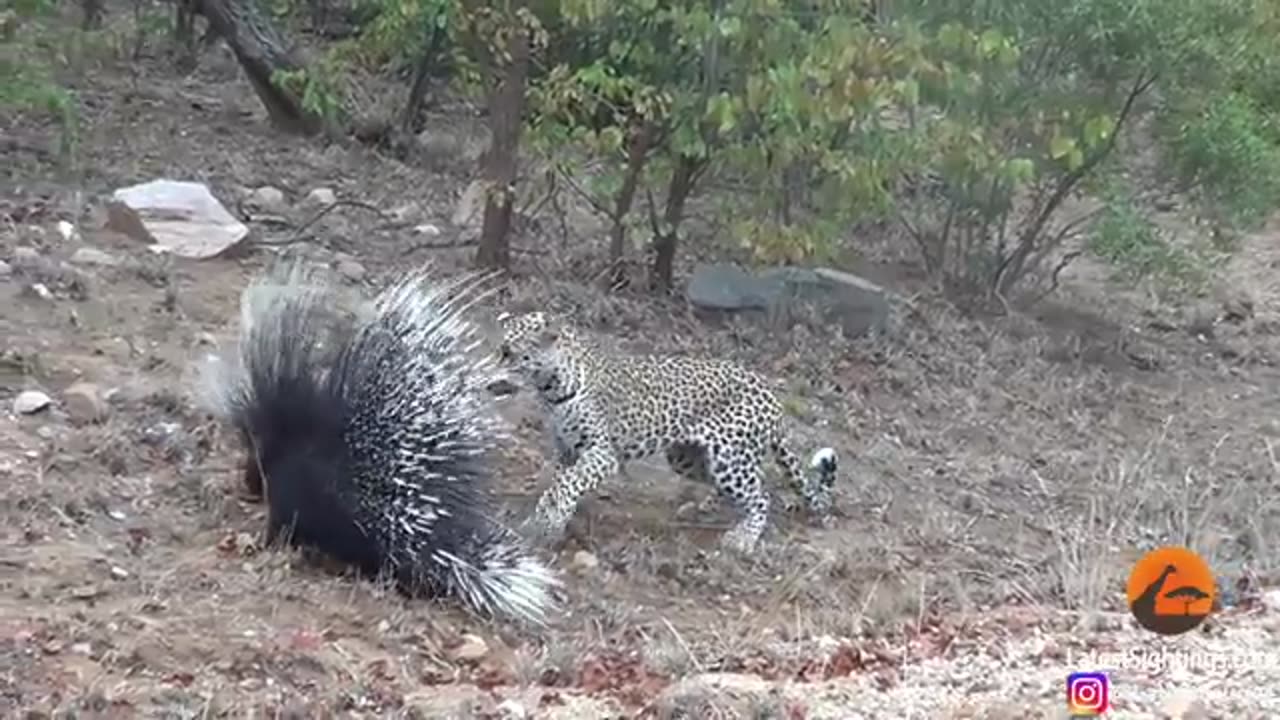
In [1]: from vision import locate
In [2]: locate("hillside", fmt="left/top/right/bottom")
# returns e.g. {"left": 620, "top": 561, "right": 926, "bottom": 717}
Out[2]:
{"left": 4, "top": 14, "right": 1280, "bottom": 719}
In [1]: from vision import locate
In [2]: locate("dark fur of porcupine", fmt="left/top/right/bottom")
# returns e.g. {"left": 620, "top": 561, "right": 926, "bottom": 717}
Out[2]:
{"left": 198, "top": 260, "right": 558, "bottom": 625}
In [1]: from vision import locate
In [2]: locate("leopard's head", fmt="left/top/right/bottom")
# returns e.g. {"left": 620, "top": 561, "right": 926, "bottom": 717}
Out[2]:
{"left": 495, "top": 310, "right": 567, "bottom": 394}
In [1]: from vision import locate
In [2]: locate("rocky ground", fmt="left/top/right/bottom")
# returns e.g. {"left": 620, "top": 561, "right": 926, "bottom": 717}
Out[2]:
{"left": 4, "top": 17, "right": 1280, "bottom": 720}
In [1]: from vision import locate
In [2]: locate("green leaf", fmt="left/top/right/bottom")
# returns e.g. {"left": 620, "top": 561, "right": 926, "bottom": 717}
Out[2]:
{"left": 718, "top": 16, "right": 742, "bottom": 38}
{"left": 897, "top": 78, "right": 920, "bottom": 106}
{"left": 1006, "top": 157, "right": 1036, "bottom": 182}
{"left": 978, "top": 29, "right": 1003, "bottom": 58}
{"left": 1083, "top": 115, "right": 1116, "bottom": 148}
{"left": 1049, "top": 134, "right": 1076, "bottom": 161}
{"left": 938, "top": 23, "right": 966, "bottom": 52}
{"left": 1066, "top": 147, "right": 1085, "bottom": 171}
{"left": 708, "top": 92, "right": 737, "bottom": 134}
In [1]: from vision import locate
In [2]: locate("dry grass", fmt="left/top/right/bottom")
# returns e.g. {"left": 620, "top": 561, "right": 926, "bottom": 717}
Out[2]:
{"left": 3, "top": 11, "right": 1280, "bottom": 717}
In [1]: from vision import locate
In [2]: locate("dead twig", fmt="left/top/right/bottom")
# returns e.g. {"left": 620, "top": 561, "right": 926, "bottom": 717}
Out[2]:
{"left": 399, "top": 237, "right": 549, "bottom": 258}
{"left": 255, "top": 200, "right": 395, "bottom": 246}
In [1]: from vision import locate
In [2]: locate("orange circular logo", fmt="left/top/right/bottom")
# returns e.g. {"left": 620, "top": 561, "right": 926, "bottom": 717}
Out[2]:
{"left": 1126, "top": 545, "right": 1216, "bottom": 636}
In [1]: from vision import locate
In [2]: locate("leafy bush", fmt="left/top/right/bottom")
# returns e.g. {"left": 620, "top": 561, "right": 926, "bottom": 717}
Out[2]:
{"left": 214, "top": 0, "right": 1280, "bottom": 296}
{"left": 0, "top": 1, "right": 81, "bottom": 166}
{"left": 877, "top": 0, "right": 1274, "bottom": 302}
{"left": 1088, "top": 196, "right": 1216, "bottom": 291}
{"left": 1160, "top": 91, "right": 1280, "bottom": 232}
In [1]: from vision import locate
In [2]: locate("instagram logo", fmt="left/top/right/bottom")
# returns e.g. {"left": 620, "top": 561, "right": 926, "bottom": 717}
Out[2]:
{"left": 1066, "top": 671, "right": 1110, "bottom": 716}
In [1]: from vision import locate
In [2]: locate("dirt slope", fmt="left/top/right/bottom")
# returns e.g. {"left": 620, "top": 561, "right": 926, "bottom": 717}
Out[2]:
{"left": 3, "top": 34, "right": 1280, "bottom": 720}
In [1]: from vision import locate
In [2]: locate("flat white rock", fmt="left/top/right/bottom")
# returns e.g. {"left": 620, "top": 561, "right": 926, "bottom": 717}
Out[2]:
{"left": 106, "top": 179, "right": 248, "bottom": 259}
{"left": 13, "top": 390, "right": 53, "bottom": 415}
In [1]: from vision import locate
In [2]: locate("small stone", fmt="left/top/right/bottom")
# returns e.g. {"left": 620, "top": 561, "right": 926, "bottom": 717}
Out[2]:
{"left": 57, "top": 220, "right": 79, "bottom": 242}
{"left": 336, "top": 258, "right": 366, "bottom": 283}
{"left": 448, "top": 633, "right": 489, "bottom": 663}
{"left": 1222, "top": 292, "right": 1255, "bottom": 323}
{"left": 69, "top": 247, "right": 119, "bottom": 267}
{"left": 495, "top": 699, "right": 528, "bottom": 719}
{"left": 0, "top": 260, "right": 12, "bottom": 277}
{"left": 12, "top": 246, "right": 41, "bottom": 267}
{"left": 70, "top": 642, "right": 92, "bottom": 656}
{"left": 96, "top": 337, "right": 132, "bottom": 362}
{"left": 391, "top": 203, "right": 421, "bottom": 224}
{"left": 13, "top": 390, "right": 52, "bottom": 415}
{"left": 452, "top": 179, "right": 487, "bottom": 230}
{"left": 1160, "top": 690, "right": 1209, "bottom": 719}
{"left": 249, "top": 186, "right": 287, "bottom": 212}
{"left": 110, "top": 566, "right": 129, "bottom": 579}
{"left": 305, "top": 187, "right": 336, "bottom": 206}
{"left": 571, "top": 550, "right": 600, "bottom": 572}
{"left": 196, "top": 331, "right": 218, "bottom": 346}
{"left": 63, "top": 382, "right": 108, "bottom": 423}
{"left": 30, "top": 283, "right": 53, "bottom": 300}
{"left": 413, "top": 223, "right": 442, "bottom": 237}
{"left": 36, "top": 426, "right": 56, "bottom": 440}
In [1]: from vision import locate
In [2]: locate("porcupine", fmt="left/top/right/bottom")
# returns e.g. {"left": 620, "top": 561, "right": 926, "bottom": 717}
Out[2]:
{"left": 197, "top": 259, "right": 559, "bottom": 625}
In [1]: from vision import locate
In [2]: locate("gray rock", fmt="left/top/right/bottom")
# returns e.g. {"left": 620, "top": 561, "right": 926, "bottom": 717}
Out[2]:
{"left": 687, "top": 263, "right": 890, "bottom": 338}
{"left": 447, "top": 633, "right": 488, "bottom": 662}
{"left": 391, "top": 202, "right": 422, "bottom": 224}
{"left": 69, "top": 247, "right": 120, "bottom": 267}
{"left": 335, "top": 258, "right": 366, "bottom": 283}
{"left": 305, "top": 187, "right": 336, "bottom": 206}
{"left": 654, "top": 673, "right": 794, "bottom": 720}
{"left": 56, "top": 221, "right": 79, "bottom": 242}
{"left": 686, "top": 264, "right": 774, "bottom": 311}
{"left": 11, "top": 246, "right": 42, "bottom": 269}
{"left": 248, "top": 186, "right": 287, "bottom": 213}
{"left": 0, "top": 260, "right": 11, "bottom": 278}
{"left": 570, "top": 550, "right": 600, "bottom": 572}
{"left": 63, "top": 382, "right": 108, "bottom": 423}
{"left": 106, "top": 179, "right": 248, "bottom": 259}
{"left": 13, "top": 390, "right": 52, "bottom": 415}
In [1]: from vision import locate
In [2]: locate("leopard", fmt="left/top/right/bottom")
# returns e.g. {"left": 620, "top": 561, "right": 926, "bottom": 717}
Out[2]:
{"left": 495, "top": 310, "right": 839, "bottom": 554}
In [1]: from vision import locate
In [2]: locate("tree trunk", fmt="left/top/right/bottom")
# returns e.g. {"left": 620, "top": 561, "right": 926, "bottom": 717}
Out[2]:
{"left": 173, "top": 0, "right": 200, "bottom": 71}
{"left": 606, "top": 123, "right": 655, "bottom": 289}
{"left": 650, "top": 154, "right": 703, "bottom": 293}
{"left": 400, "top": 26, "right": 442, "bottom": 136}
{"left": 474, "top": 25, "right": 532, "bottom": 270}
{"left": 81, "top": 0, "right": 103, "bottom": 29}
{"left": 195, "top": 0, "right": 324, "bottom": 135}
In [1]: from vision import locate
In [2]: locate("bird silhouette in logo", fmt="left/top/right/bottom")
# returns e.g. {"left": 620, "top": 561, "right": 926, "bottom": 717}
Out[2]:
{"left": 1126, "top": 547, "right": 1215, "bottom": 636}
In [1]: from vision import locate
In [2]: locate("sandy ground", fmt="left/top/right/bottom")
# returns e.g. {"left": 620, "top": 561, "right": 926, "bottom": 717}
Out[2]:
{"left": 4, "top": 12, "right": 1280, "bottom": 719}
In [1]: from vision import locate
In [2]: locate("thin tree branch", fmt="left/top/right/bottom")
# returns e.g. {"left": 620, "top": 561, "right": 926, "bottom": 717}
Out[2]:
{"left": 993, "top": 71, "right": 1157, "bottom": 294}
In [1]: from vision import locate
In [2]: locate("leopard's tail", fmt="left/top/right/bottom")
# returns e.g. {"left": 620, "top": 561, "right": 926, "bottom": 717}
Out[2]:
{"left": 771, "top": 434, "right": 837, "bottom": 516}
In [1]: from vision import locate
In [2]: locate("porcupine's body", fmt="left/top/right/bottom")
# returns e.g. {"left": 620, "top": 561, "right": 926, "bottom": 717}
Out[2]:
{"left": 198, "top": 260, "right": 558, "bottom": 625}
